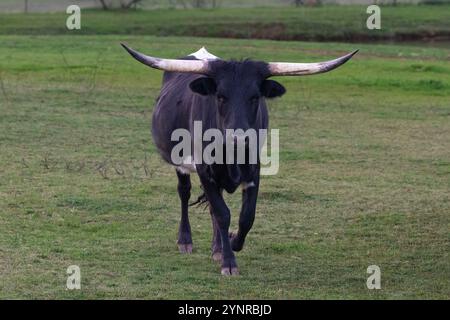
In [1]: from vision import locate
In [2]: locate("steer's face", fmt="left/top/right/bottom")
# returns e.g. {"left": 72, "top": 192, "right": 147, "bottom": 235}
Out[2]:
{"left": 189, "top": 60, "right": 286, "bottom": 134}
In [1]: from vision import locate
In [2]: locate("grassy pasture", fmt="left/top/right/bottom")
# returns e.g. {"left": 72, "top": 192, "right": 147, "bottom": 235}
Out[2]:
{"left": 0, "top": 34, "right": 449, "bottom": 299}
{"left": 1, "top": 5, "right": 450, "bottom": 42}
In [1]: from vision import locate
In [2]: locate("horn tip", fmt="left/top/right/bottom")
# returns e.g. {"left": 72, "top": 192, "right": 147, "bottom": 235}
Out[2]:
{"left": 120, "top": 43, "right": 142, "bottom": 61}
{"left": 340, "top": 49, "right": 359, "bottom": 64}
{"left": 120, "top": 42, "right": 132, "bottom": 53}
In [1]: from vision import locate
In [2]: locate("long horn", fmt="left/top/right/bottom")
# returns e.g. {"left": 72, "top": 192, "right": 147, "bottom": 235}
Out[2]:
{"left": 121, "top": 43, "right": 209, "bottom": 74}
{"left": 268, "top": 50, "right": 358, "bottom": 76}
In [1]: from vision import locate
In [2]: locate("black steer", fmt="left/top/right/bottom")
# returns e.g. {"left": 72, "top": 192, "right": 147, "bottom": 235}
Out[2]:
{"left": 122, "top": 44, "right": 357, "bottom": 275}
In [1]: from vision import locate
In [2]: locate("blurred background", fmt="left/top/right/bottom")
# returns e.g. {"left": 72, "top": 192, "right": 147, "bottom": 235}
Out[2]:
{"left": 1, "top": 0, "right": 449, "bottom": 12}
{"left": 1, "top": 0, "right": 449, "bottom": 43}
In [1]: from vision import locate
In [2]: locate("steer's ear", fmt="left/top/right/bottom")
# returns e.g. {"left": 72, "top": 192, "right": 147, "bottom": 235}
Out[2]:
{"left": 189, "top": 77, "right": 217, "bottom": 96}
{"left": 260, "top": 80, "right": 286, "bottom": 98}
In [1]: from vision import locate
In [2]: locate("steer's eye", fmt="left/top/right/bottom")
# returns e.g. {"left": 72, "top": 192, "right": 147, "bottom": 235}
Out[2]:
{"left": 217, "top": 95, "right": 227, "bottom": 104}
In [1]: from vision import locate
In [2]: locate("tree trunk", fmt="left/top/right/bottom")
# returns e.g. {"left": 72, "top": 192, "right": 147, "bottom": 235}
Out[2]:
{"left": 123, "top": 0, "right": 143, "bottom": 9}
{"left": 99, "top": 0, "right": 109, "bottom": 10}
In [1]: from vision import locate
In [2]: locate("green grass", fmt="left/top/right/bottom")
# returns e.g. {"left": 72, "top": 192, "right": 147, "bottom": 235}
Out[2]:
{"left": 0, "top": 34, "right": 449, "bottom": 299}
{"left": 1, "top": 5, "right": 450, "bottom": 42}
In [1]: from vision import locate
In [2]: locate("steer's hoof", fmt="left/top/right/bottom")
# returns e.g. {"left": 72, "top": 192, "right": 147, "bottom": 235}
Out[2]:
{"left": 221, "top": 267, "right": 239, "bottom": 276}
{"left": 212, "top": 252, "right": 222, "bottom": 262}
{"left": 177, "top": 243, "right": 193, "bottom": 254}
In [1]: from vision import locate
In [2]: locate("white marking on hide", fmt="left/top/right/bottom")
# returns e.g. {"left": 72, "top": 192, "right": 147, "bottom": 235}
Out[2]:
{"left": 176, "top": 155, "right": 197, "bottom": 174}
{"left": 241, "top": 181, "right": 255, "bottom": 190}
{"left": 189, "top": 47, "right": 220, "bottom": 60}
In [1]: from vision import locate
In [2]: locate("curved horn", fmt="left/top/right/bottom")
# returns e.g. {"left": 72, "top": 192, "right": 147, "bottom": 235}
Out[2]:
{"left": 121, "top": 43, "right": 209, "bottom": 74}
{"left": 268, "top": 50, "right": 358, "bottom": 76}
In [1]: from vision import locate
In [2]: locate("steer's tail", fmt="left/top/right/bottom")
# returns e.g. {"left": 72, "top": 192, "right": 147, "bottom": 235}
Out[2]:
{"left": 189, "top": 190, "right": 208, "bottom": 210}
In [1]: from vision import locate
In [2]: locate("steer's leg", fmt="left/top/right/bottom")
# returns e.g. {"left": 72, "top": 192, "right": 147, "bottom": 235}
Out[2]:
{"left": 210, "top": 205, "right": 222, "bottom": 262}
{"left": 230, "top": 175, "right": 260, "bottom": 252}
{"left": 200, "top": 176, "right": 238, "bottom": 275}
{"left": 176, "top": 170, "right": 192, "bottom": 254}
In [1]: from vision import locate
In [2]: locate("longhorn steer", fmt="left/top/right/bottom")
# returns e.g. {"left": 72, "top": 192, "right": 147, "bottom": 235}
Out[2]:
{"left": 122, "top": 44, "right": 357, "bottom": 275}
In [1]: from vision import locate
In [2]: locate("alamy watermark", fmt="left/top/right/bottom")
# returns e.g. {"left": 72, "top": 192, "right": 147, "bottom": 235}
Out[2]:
{"left": 171, "top": 121, "right": 279, "bottom": 175}
{"left": 66, "top": 5, "right": 81, "bottom": 30}
{"left": 366, "top": 5, "right": 381, "bottom": 30}
{"left": 366, "top": 265, "right": 381, "bottom": 290}
{"left": 66, "top": 265, "right": 81, "bottom": 290}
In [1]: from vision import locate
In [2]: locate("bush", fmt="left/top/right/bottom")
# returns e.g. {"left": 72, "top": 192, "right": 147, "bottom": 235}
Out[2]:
{"left": 419, "top": 0, "right": 449, "bottom": 5}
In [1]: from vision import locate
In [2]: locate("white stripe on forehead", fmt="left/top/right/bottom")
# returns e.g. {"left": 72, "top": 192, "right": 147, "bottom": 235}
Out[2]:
{"left": 189, "top": 47, "right": 220, "bottom": 60}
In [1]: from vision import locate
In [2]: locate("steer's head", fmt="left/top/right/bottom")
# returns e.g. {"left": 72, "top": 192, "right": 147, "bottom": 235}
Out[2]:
{"left": 189, "top": 59, "right": 285, "bottom": 135}
{"left": 121, "top": 44, "right": 357, "bottom": 136}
